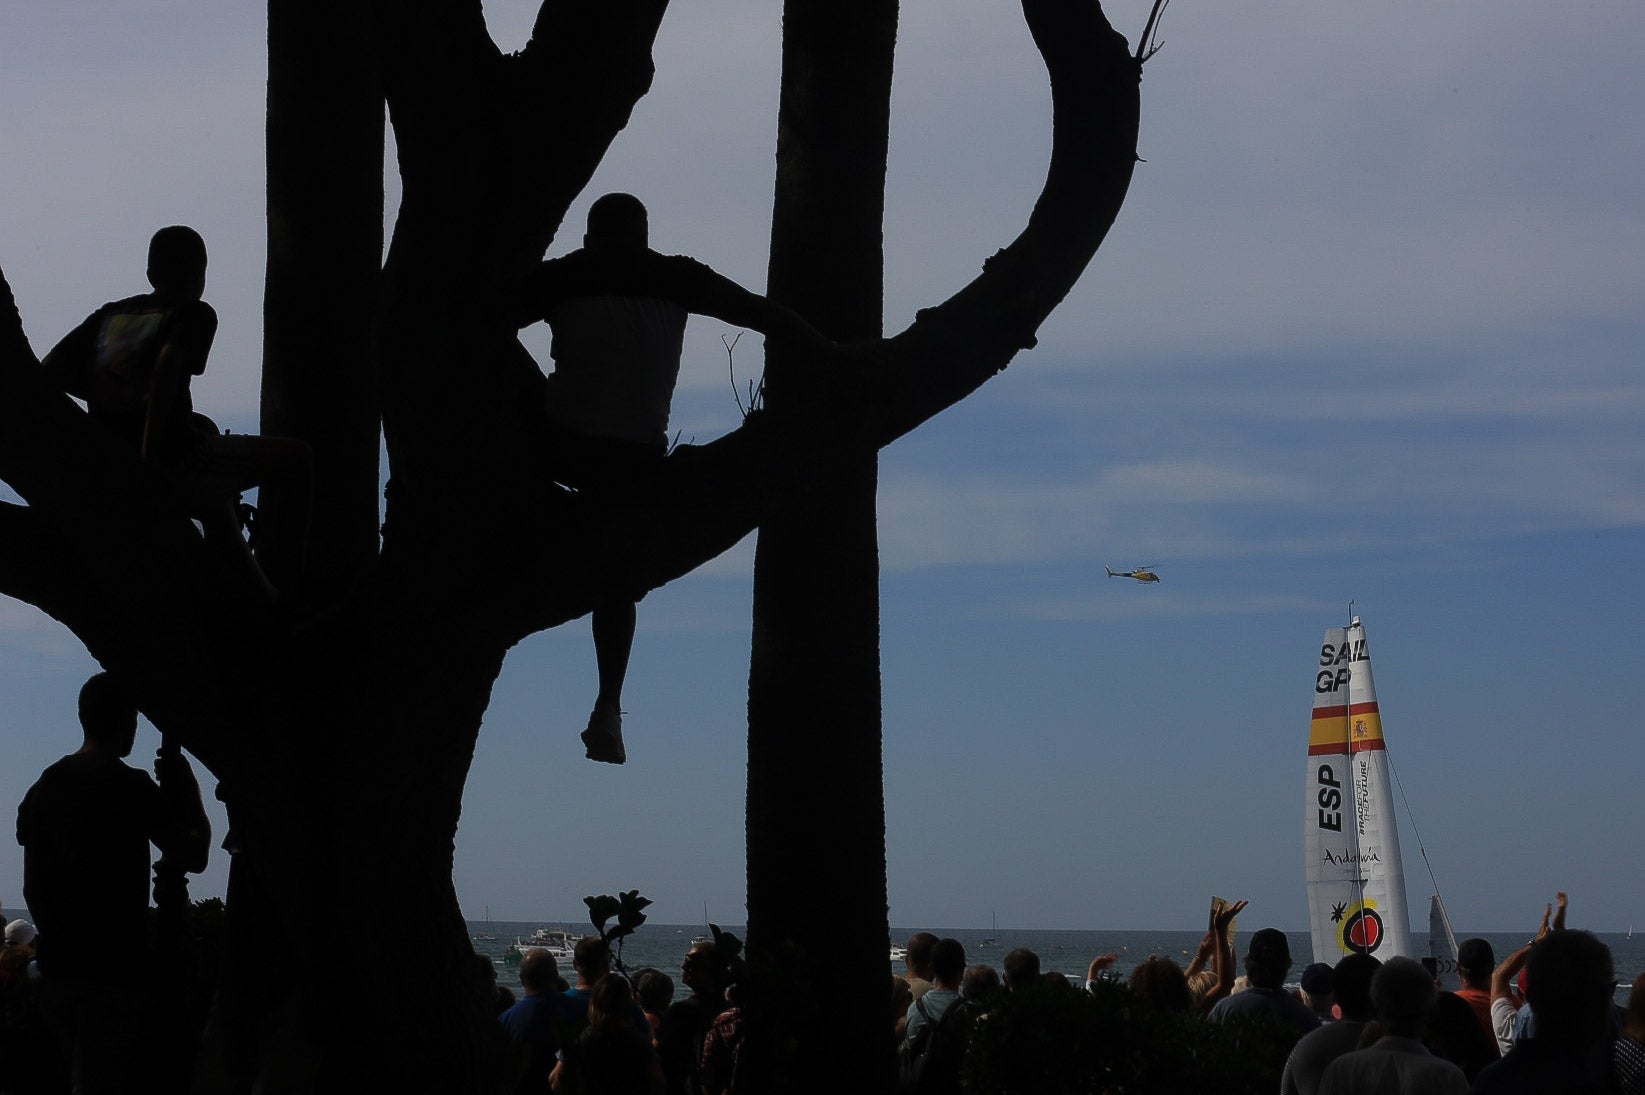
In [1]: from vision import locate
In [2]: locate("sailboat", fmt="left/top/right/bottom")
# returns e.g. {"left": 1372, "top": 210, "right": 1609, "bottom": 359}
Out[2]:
{"left": 1304, "top": 614, "right": 1416, "bottom": 964}
{"left": 1428, "top": 894, "right": 1461, "bottom": 991}
{"left": 472, "top": 905, "right": 497, "bottom": 943}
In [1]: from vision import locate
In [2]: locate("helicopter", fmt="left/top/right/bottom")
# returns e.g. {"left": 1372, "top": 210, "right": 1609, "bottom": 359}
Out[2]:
{"left": 1105, "top": 565, "right": 1161, "bottom": 584}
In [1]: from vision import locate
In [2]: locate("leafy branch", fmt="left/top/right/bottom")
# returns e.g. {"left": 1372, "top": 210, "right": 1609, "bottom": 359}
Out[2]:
{"left": 583, "top": 888, "right": 652, "bottom": 974}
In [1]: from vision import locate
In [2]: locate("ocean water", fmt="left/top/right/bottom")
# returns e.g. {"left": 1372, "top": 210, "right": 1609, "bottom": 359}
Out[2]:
{"left": 472, "top": 921, "right": 1645, "bottom": 1005}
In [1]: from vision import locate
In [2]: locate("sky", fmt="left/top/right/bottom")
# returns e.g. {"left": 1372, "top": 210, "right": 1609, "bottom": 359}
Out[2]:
{"left": 2, "top": 1, "right": 1643, "bottom": 944}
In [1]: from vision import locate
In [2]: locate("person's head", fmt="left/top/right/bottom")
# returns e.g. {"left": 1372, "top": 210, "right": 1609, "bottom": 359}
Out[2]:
{"left": 961, "top": 964, "right": 1001, "bottom": 1001}
{"left": 1369, "top": 956, "right": 1438, "bottom": 1037}
{"left": 1523, "top": 930, "right": 1615, "bottom": 1047}
{"left": 1332, "top": 952, "right": 1381, "bottom": 1023}
{"left": 1456, "top": 937, "right": 1495, "bottom": 988}
{"left": 573, "top": 936, "right": 612, "bottom": 986}
{"left": 589, "top": 972, "right": 635, "bottom": 1031}
{"left": 2, "top": 920, "right": 37, "bottom": 963}
{"left": 585, "top": 193, "right": 648, "bottom": 251}
{"left": 79, "top": 672, "right": 138, "bottom": 757}
{"left": 1423, "top": 990, "right": 1498, "bottom": 1081}
{"left": 681, "top": 941, "right": 727, "bottom": 998}
{"left": 633, "top": 967, "right": 674, "bottom": 1015}
{"left": 1003, "top": 947, "right": 1040, "bottom": 990}
{"left": 931, "top": 938, "right": 966, "bottom": 989}
{"left": 472, "top": 951, "right": 499, "bottom": 991}
{"left": 1128, "top": 956, "right": 1191, "bottom": 1014}
{"left": 147, "top": 225, "right": 208, "bottom": 298}
{"left": 1300, "top": 961, "right": 1335, "bottom": 1015}
{"left": 1242, "top": 928, "right": 1292, "bottom": 990}
{"left": 906, "top": 932, "right": 939, "bottom": 981}
{"left": 517, "top": 948, "right": 560, "bottom": 995}
{"left": 1625, "top": 970, "right": 1645, "bottom": 1041}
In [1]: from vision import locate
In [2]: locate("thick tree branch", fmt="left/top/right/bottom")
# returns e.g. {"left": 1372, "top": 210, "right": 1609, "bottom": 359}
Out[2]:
{"left": 501, "top": 0, "right": 670, "bottom": 273}
{"left": 369, "top": 0, "right": 498, "bottom": 196}
{"left": 866, "top": 0, "right": 1142, "bottom": 445}
{"left": 0, "top": 502, "right": 98, "bottom": 633}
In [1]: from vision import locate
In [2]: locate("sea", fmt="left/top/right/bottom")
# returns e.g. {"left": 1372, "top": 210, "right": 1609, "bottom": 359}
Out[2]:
{"left": 471, "top": 921, "right": 1645, "bottom": 1005}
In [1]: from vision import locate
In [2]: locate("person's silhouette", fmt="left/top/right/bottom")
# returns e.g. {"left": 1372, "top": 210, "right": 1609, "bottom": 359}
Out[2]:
{"left": 15, "top": 672, "right": 210, "bottom": 1093}
{"left": 514, "top": 193, "right": 833, "bottom": 763}
{"left": 42, "top": 226, "right": 311, "bottom": 598}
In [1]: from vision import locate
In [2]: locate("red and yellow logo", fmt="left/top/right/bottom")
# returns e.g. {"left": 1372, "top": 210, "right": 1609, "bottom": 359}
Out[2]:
{"left": 1329, "top": 898, "right": 1386, "bottom": 954}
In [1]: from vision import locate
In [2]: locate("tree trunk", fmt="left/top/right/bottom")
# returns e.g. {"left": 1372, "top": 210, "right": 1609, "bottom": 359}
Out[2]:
{"left": 263, "top": 0, "right": 384, "bottom": 602}
{"left": 746, "top": 3, "right": 898, "bottom": 1092}
{"left": 197, "top": 604, "right": 513, "bottom": 1093}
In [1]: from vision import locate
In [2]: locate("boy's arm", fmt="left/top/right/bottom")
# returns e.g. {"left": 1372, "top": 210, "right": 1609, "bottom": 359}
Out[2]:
{"left": 665, "top": 256, "right": 834, "bottom": 360}
{"left": 514, "top": 250, "right": 835, "bottom": 359}
{"left": 141, "top": 302, "right": 216, "bottom": 459}
{"left": 40, "top": 315, "right": 97, "bottom": 398}
{"left": 141, "top": 349, "right": 186, "bottom": 458}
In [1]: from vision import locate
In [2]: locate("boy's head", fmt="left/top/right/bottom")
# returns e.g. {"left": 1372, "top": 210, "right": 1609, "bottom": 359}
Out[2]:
{"left": 585, "top": 193, "right": 648, "bottom": 251}
{"left": 147, "top": 225, "right": 208, "bottom": 298}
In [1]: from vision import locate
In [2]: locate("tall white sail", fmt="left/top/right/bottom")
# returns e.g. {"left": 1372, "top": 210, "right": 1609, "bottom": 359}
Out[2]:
{"left": 1429, "top": 894, "right": 1460, "bottom": 990}
{"left": 1304, "top": 617, "right": 1413, "bottom": 963}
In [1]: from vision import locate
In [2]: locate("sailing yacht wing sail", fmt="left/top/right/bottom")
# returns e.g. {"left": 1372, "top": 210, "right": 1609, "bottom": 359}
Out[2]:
{"left": 1429, "top": 894, "right": 1461, "bottom": 990}
{"left": 1305, "top": 619, "right": 1413, "bottom": 963}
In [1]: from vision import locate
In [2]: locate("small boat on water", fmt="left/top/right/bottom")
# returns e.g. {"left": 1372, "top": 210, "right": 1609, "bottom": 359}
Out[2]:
{"left": 889, "top": 944, "right": 907, "bottom": 964}
{"left": 980, "top": 911, "right": 998, "bottom": 948}
{"left": 472, "top": 905, "right": 497, "bottom": 943}
{"left": 505, "top": 927, "right": 579, "bottom": 965}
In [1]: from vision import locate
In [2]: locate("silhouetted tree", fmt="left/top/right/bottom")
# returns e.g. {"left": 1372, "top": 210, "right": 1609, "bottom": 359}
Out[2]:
{"left": 0, "top": 0, "right": 1145, "bottom": 1089}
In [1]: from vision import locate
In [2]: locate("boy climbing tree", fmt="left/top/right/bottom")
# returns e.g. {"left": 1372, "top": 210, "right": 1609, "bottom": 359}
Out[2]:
{"left": 512, "top": 193, "right": 834, "bottom": 763}
{"left": 41, "top": 227, "right": 312, "bottom": 598}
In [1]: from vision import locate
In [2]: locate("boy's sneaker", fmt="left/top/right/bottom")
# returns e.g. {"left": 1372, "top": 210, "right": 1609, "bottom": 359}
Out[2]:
{"left": 580, "top": 703, "right": 626, "bottom": 765}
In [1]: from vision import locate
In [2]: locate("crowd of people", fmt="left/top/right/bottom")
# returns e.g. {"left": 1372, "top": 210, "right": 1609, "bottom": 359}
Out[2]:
{"left": 3, "top": 680, "right": 1641, "bottom": 1095}
{"left": 1273, "top": 891, "right": 1643, "bottom": 1094}
{"left": 485, "top": 934, "right": 739, "bottom": 1095}
{"left": 879, "top": 891, "right": 1643, "bottom": 1095}
{"left": 7, "top": 880, "right": 1645, "bottom": 1093}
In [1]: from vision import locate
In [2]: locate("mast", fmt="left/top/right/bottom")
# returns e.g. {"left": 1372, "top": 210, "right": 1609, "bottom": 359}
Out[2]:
{"left": 1304, "top": 615, "right": 1414, "bottom": 963}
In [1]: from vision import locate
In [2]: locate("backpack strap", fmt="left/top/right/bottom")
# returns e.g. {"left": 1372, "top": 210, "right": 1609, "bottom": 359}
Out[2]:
{"left": 904, "top": 994, "right": 936, "bottom": 1053}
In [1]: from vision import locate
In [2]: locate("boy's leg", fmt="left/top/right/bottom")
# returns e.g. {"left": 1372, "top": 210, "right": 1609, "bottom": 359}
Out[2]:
{"left": 199, "top": 499, "right": 278, "bottom": 603}
{"left": 582, "top": 599, "right": 635, "bottom": 764}
{"left": 182, "top": 430, "right": 313, "bottom": 597}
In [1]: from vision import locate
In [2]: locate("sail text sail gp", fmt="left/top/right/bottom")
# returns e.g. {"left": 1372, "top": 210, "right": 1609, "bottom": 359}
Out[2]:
{"left": 1305, "top": 617, "right": 1413, "bottom": 963}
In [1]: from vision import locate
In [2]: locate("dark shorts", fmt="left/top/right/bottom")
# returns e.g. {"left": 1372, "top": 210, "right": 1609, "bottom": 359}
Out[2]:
{"left": 543, "top": 427, "right": 665, "bottom": 493}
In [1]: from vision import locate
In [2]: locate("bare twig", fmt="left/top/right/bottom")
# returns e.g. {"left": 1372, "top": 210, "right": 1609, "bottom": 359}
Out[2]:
{"left": 1136, "top": 0, "right": 1171, "bottom": 64}
{"left": 723, "top": 331, "right": 763, "bottom": 418}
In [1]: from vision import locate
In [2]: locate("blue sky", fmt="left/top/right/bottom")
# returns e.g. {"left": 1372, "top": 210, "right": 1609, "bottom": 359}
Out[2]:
{"left": 2, "top": 2, "right": 1642, "bottom": 942}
